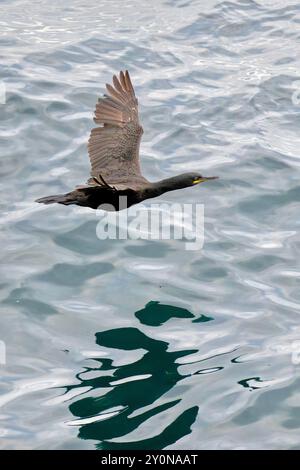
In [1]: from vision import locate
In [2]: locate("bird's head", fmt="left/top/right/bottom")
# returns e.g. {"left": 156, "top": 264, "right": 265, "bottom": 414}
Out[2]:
{"left": 153, "top": 172, "right": 219, "bottom": 195}
{"left": 180, "top": 172, "right": 219, "bottom": 188}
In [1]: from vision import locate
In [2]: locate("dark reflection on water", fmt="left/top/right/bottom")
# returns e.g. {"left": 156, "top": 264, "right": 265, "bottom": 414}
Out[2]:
{"left": 65, "top": 302, "right": 200, "bottom": 450}
{"left": 135, "top": 300, "right": 213, "bottom": 326}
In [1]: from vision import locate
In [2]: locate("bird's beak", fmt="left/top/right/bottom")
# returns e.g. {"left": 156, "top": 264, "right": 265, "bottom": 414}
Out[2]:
{"left": 193, "top": 176, "right": 219, "bottom": 184}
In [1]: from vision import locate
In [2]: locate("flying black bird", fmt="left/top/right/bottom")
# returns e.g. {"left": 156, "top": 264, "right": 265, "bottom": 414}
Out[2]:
{"left": 36, "top": 71, "right": 218, "bottom": 211}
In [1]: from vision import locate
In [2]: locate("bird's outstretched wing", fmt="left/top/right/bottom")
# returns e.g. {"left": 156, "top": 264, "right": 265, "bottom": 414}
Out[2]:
{"left": 87, "top": 70, "right": 146, "bottom": 190}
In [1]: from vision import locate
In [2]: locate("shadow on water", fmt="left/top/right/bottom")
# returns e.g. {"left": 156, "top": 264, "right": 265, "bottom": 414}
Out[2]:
{"left": 64, "top": 301, "right": 209, "bottom": 449}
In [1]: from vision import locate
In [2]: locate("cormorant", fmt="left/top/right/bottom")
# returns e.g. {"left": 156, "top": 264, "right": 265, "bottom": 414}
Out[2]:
{"left": 36, "top": 71, "right": 218, "bottom": 211}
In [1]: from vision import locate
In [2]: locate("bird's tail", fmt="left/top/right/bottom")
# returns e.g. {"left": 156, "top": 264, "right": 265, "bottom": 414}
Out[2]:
{"left": 35, "top": 193, "right": 76, "bottom": 205}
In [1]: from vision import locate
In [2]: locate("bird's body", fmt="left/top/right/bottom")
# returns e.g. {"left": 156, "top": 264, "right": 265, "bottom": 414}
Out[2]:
{"left": 36, "top": 71, "right": 217, "bottom": 211}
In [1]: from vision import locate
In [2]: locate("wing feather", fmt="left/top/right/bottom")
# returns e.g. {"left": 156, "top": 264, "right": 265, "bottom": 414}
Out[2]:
{"left": 88, "top": 70, "right": 144, "bottom": 189}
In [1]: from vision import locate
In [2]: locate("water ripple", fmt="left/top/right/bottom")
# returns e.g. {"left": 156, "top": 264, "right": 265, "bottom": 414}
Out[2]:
{"left": 1, "top": 0, "right": 300, "bottom": 450}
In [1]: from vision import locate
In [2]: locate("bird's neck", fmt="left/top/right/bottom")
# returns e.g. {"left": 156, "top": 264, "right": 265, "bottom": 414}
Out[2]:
{"left": 150, "top": 176, "right": 189, "bottom": 196}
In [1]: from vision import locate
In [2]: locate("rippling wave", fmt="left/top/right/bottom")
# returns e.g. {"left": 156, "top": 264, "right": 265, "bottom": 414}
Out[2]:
{"left": 1, "top": 0, "right": 300, "bottom": 449}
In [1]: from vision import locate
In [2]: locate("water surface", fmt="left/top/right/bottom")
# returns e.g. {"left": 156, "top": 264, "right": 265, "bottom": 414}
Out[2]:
{"left": 1, "top": 0, "right": 300, "bottom": 450}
